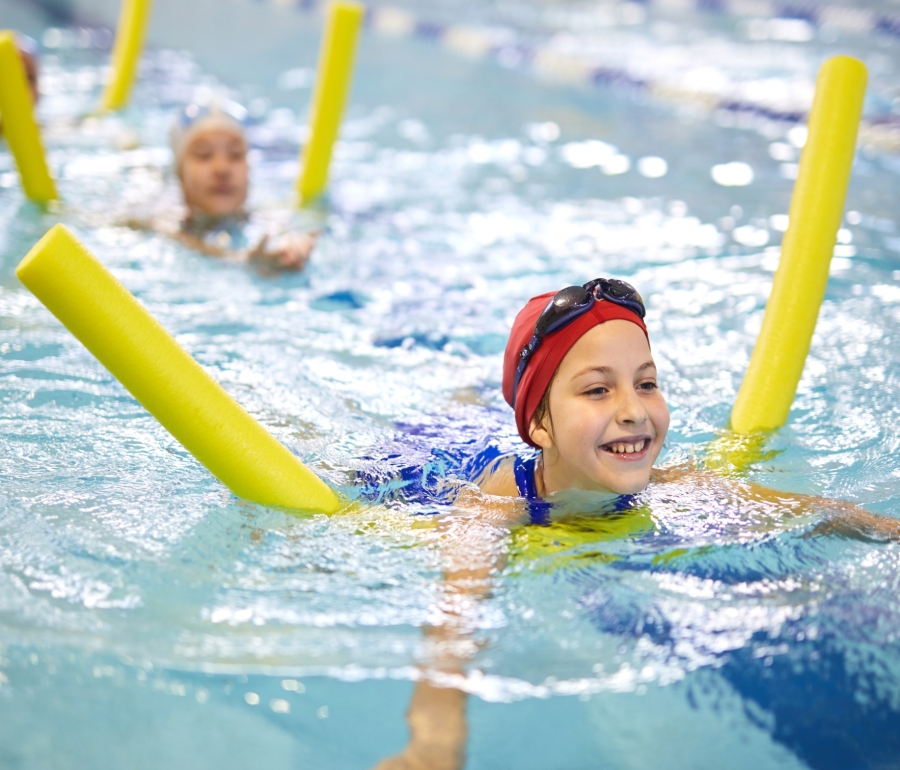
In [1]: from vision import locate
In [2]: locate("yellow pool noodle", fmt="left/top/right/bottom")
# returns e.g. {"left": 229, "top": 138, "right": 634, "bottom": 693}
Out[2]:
{"left": 298, "top": 0, "right": 365, "bottom": 205}
{"left": 101, "top": 0, "right": 153, "bottom": 111}
{"left": 730, "top": 56, "right": 867, "bottom": 436}
{"left": 0, "top": 31, "right": 58, "bottom": 203}
{"left": 16, "top": 225, "right": 342, "bottom": 514}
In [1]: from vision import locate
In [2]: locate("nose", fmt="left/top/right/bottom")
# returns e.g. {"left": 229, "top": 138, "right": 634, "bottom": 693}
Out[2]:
{"left": 615, "top": 386, "right": 648, "bottom": 427}
{"left": 211, "top": 152, "right": 231, "bottom": 176}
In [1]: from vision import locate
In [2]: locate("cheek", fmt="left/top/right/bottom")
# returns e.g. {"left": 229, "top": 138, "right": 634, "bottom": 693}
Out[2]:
{"left": 557, "top": 400, "right": 612, "bottom": 445}
{"left": 648, "top": 399, "right": 670, "bottom": 457}
{"left": 653, "top": 398, "right": 670, "bottom": 435}
{"left": 181, "top": 163, "right": 207, "bottom": 189}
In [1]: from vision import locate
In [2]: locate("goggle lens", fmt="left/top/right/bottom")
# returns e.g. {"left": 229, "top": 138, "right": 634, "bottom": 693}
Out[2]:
{"left": 533, "top": 286, "right": 593, "bottom": 337}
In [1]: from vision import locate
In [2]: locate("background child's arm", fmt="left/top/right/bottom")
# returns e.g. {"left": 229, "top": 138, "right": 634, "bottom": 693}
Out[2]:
{"left": 171, "top": 228, "right": 231, "bottom": 258}
{"left": 168, "top": 229, "right": 315, "bottom": 273}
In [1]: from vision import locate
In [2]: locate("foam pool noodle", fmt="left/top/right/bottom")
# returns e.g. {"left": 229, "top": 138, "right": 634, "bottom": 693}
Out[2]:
{"left": 711, "top": 56, "right": 867, "bottom": 472}
{"left": 101, "top": 0, "right": 153, "bottom": 111}
{"left": 509, "top": 507, "right": 654, "bottom": 573}
{"left": 298, "top": 0, "right": 365, "bottom": 205}
{"left": 0, "top": 31, "right": 58, "bottom": 203}
{"left": 16, "top": 225, "right": 342, "bottom": 514}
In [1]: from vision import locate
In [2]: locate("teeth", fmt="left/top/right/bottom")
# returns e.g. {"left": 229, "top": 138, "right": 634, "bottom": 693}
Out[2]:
{"left": 606, "top": 440, "right": 647, "bottom": 454}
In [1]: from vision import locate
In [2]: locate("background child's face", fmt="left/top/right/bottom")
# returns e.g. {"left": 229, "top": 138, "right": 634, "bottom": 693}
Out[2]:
{"left": 179, "top": 129, "right": 249, "bottom": 217}
{"left": 530, "top": 320, "right": 669, "bottom": 495}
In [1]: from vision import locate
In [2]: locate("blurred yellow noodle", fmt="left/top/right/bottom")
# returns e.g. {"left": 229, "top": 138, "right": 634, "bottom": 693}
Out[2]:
{"left": 101, "top": 0, "right": 153, "bottom": 110}
{"left": 16, "top": 225, "right": 342, "bottom": 514}
{"left": 298, "top": 0, "right": 365, "bottom": 204}
{"left": 0, "top": 31, "right": 58, "bottom": 203}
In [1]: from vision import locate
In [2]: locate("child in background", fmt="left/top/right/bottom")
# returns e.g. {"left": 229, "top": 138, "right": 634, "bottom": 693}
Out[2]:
{"left": 166, "top": 101, "right": 315, "bottom": 273}
{"left": 375, "top": 277, "right": 900, "bottom": 770}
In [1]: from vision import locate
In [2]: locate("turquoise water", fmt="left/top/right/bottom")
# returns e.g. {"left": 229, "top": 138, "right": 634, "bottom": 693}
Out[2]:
{"left": 2, "top": 2, "right": 900, "bottom": 768}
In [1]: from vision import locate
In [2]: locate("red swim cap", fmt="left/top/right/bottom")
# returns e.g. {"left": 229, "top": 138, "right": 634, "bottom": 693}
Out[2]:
{"left": 502, "top": 291, "right": 649, "bottom": 447}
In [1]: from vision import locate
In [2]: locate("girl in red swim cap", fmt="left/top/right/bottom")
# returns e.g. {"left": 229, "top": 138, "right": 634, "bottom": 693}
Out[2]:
{"left": 375, "top": 277, "right": 900, "bottom": 770}
{"left": 479, "top": 277, "right": 669, "bottom": 501}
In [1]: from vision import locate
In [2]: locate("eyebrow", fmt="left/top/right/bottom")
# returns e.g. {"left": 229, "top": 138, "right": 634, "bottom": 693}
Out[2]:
{"left": 573, "top": 361, "right": 656, "bottom": 378}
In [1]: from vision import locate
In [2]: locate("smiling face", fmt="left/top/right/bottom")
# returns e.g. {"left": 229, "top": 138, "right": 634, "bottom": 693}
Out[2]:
{"left": 529, "top": 320, "right": 669, "bottom": 496}
{"left": 178, "top": 128, "right": 249, "bottom": 217}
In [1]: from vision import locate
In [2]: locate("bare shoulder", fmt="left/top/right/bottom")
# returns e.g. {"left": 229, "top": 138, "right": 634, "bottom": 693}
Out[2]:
{"left": 476, "top": 455, "right": 520, "bottom": 498}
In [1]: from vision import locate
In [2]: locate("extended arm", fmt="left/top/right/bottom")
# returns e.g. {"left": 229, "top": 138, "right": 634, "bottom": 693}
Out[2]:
{"left": 652, "top": 463, "right": 900, "bottom": 540}
{"left": 172, "top": 229, "right": 316, "bottom": 273}
{"left": 374, "top": 491, "right": 523, "bottom": 770}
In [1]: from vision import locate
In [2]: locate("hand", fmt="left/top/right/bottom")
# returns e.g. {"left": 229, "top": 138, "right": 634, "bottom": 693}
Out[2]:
{"left": 373, "top": 739, "right": 465, "bottom": 770}
{"left": 372, "top": 682, "right": 467, "bottom": 770}
{"left": 809, "top": 505, "right": 900, "bottom": 542}
{"left": 249, "top": 231, "right": 317, "bottom": 273}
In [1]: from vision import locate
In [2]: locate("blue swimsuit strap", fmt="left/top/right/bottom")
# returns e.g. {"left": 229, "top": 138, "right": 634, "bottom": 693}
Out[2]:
{"left": 513, "top": 454, "right": 637, "bottom": 523}
{"left": 513, "top": 454, "right": 539, "bottom": 500}
{"left": 514, "top": 454, "right": 552, "bottom": 525}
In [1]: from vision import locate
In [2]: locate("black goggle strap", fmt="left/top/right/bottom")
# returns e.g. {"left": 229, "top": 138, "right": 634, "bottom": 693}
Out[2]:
{"left": 511, "top": 333, "right": 541, "bottom": 408}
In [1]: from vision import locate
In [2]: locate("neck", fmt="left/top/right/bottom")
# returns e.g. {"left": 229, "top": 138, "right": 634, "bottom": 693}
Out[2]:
{"left": 183, "top": 210, "right": 247, "bottom": 231}
{"left": 537, "top": 448, "right": 587, "bottom": 496}
{"left": 537, "top": 449, "right": 638, "bottom": 498}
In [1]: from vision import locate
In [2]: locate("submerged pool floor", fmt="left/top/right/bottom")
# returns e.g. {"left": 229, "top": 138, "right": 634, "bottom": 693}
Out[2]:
{"left": 2, "top": 2, "right": 900, "bottom": 768}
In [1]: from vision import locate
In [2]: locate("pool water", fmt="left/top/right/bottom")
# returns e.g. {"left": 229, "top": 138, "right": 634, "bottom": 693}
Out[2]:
{"left": 2, "top": 1, "right": 900, "bottom": 768}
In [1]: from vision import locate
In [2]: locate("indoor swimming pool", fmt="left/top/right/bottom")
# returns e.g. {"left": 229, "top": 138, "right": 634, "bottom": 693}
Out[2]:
{"left": 2, "top": 0, "right": 900, "bottom": 767}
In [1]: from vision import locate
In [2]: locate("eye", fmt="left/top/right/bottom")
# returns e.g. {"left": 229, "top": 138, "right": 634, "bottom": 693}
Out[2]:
{"left": 584, "top": 386, "right": 608, "bottom": 397}
{"left": 638, "top": 381, "right": 658, "bottom": 391}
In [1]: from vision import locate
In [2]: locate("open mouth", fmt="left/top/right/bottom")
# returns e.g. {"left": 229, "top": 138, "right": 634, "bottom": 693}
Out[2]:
{"left": 600, "top": 436, "right": 651, "bottom": 458}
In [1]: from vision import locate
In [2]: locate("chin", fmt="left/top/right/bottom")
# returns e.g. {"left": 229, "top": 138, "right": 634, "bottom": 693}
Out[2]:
{"left": 596, "top": 471, "right": 651, "bottom": 496}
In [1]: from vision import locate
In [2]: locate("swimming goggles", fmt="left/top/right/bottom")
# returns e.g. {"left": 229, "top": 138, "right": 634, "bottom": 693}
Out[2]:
{"left": 511, "top": 278, "right": 645, "bottom": 407}
{"left": 175, "top": 100, "right": 249, "bottom": 130}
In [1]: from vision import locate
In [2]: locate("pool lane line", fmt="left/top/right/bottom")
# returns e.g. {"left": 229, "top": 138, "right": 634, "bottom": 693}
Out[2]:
{"left": 272, "top": 1, "right": 900, "bottom": 155}
{"left": 20, "top": 0, "right": 900, "bottom": 154}
{"left": 298, "top": 0, "right": 365, "bottom": 205}
{"left": 16, "top": 224, "right": 343, "bottom": 515}
{"left": 0, "top": 30, "right": 58, "bottom": 204}
{"left": 101, "top": 0, "right": 153, "bottom": 111}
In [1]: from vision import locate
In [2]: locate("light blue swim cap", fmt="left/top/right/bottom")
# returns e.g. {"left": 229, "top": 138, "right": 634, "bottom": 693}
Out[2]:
{"left": 169, "top": 99, "right": 249, "bottom": 167}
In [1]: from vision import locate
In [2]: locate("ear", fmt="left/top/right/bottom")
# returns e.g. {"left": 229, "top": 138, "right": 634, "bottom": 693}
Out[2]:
{"left": 529, "top": 413, "right": 554, "bottom": 451}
